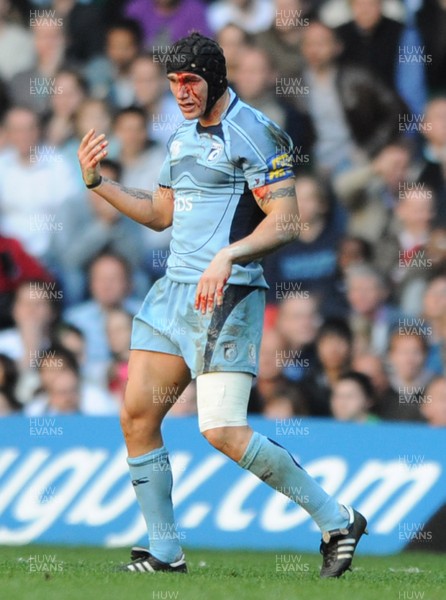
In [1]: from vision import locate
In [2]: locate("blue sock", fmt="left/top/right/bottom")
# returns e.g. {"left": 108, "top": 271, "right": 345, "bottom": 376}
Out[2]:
{"left": 127, "top": 446, "right": 182, "bottom": 563}
{"left": 238, "top": 432, "right": 349, "bottom": 532}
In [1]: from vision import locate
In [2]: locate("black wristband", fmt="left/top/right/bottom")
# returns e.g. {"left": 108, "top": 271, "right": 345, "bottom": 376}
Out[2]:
{"left": 86, "top": 176, "right": 102, "bottom": 189}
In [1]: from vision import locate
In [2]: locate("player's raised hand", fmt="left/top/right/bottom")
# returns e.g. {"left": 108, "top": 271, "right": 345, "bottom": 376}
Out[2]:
{"left": 77, "top": 128, "right": 109, "bottom": 187}
{"left": 195, "top": 249, "right": 232, "bottom": 315}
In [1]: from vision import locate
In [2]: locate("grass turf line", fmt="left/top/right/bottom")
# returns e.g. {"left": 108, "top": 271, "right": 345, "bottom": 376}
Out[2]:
{"left": 0, "top": 546, "right": 445, "bottom": 600}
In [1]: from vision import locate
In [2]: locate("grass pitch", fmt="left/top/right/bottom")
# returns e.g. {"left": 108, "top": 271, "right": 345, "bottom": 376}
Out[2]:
{"left": 0, "top": 545, "right": 445, "bottom": 600}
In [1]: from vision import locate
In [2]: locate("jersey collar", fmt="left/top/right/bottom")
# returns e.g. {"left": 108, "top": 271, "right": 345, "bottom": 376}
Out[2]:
{"left": 196, "top": 88, "right": 238, "bottom": 136}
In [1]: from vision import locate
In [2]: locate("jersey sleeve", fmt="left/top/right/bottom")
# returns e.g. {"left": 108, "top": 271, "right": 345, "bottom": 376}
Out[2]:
{"left": 233, "top": 110, "right": 295, "bottom": 190}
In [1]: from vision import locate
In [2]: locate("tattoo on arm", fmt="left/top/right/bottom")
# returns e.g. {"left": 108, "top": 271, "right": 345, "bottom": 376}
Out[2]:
{"left": 255, "top": 185, "right": 295, "bottom": 207}
{"left": 102, "top": 176, "right": 153, "bottom": 201}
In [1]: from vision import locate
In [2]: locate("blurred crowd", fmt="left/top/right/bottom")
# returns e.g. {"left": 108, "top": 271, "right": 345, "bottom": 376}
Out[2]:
{"left": 0, "top": 0, "right": 445, "bottom": 426}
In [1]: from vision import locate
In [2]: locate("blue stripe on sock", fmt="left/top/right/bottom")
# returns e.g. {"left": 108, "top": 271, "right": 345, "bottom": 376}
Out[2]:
{"left": 267, "top": 437, "right": 303, "bottom": 470}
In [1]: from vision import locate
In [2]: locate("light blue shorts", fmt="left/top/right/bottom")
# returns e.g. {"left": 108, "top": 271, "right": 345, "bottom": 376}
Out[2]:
{"left": 131, "top": 276, "right": 265, "bottom": 378}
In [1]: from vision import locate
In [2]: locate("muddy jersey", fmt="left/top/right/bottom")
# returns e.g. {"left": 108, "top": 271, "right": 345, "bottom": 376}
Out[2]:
{"left": 158, "top": 87, "right": 294, "bottom": 287}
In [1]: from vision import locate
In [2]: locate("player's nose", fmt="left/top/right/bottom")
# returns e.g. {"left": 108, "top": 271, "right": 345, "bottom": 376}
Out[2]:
{"left": 176, "top": 84, "right": 189, "bottom": 99}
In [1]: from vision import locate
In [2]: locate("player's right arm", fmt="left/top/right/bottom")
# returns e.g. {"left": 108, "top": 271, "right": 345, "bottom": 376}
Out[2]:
{"left": 77, "top": 129, "right": 173, "bottom": 231}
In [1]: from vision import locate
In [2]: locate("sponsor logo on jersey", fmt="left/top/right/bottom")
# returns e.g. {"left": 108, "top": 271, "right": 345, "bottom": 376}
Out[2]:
{"left": 265, "top": 152, "right": 293, "bottom": 183}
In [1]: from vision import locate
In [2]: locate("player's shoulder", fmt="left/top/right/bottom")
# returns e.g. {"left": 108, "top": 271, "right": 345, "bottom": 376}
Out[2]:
{"left": 225, "top": 95, "right": 293, "bottom": 156}
{"left": 227, "top": 96, "right": 277, "bottom": 137}
{"left": 165, "top": 118, "right": 194, "bottom": 149}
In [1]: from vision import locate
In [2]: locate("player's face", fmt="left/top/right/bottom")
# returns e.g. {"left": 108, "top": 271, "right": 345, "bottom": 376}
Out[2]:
{"left": 167, "top": 73, "right": 208, "bottom": 119}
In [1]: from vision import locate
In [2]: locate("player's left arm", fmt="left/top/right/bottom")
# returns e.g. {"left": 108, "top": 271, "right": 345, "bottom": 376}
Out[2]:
{"left": 195, "top": 177, "right": 298, "bottom": 314}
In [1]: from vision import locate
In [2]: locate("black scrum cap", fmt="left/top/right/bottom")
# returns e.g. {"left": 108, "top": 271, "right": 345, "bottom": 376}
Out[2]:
{"left": 165, "top": 32, "right": 228, "bottom": 114}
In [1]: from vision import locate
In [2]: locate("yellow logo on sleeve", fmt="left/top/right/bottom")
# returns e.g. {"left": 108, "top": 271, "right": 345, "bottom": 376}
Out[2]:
{"left": 266, "top": 153, "right": 293, "bottom": 182}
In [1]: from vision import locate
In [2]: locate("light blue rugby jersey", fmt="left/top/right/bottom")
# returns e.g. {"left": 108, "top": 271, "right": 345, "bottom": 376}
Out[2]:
{"left": 158, "top": 87, "right": 294, "bottom": 287}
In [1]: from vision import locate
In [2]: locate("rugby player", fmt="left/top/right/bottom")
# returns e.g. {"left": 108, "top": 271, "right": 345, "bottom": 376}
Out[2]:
{"left": 77, "top": 32, "right": 367, "bottom": 578}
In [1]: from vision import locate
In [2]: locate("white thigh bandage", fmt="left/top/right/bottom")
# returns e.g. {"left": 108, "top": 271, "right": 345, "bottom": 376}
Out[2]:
{"left": 196, "top": 372, "right": 253, "bottom": 432}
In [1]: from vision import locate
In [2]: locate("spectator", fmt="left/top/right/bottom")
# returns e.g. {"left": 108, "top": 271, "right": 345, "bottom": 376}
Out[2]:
{"left": 426, "top": 228, "right": 446, "bottom": 271}
{"left": 352, "top": 352, "right": 395, "bottom": 413}
{"left": 54, "top": 159, "right": 146, "bottom": 303}
{"left": 0, "top": 388, "right": 21, "bottom": 415}
{"left": 275, "top": 295, "right": 321, "bottom": 382}
{"left": 207, "top": 0, "right": 274, "bottom": 35}
{"left": 394, "top": 0, "right": 428, "bottom": 117}
{"left": 416, "top": 0, "right": 446, "bottom": 95}
{"left": 383, "top": 331, "right": 432, "bottom": 421}
{"left": 124, "top": 0, "right": 211, "bottom": 47}
{"left": 5, "top": 0, "right": 30, "bottom": 23}
{"left": 0, "top": 279, "right": 59, "bottom": 370}
{"left": 0, "top": 235, "right": 54, "bottom": 329}
{"left": 216, "top": 24, "right": 251, "bottom": 86}
{"left": 44, "top": 68, "right": 88, "bottom": 149}
{"left": 298, "top": 21, "right": 404, "bottom": 175}
{"left": 75, "top": 98, "right": 114, "bottom": 142}
{"left": 0, "top": 279, "right": 61, "bottom": 404}
{"left": 331, "top": 235, "right": 373, "bottom": 318}
{"left": 10, "top": 21, "right": 67, "bottom": 115}
{"left": 299, "top": 318, "right": 353, "bottom": 416}
{"left": 320, "top": 0, "right": 405, "bottom": 27}
{"left": 418, "top": 98, "right": 446, "bottom": 225}
{"left": 255, "top": 0, "right": 306, "bottom": 80}
{"left": 334, "top": 143, "right": 412, "bottom": 244}
{"left": 336, "top": 0, "right": 403, "bottom": 89}
{"left": 233, "top": 45, "right": 314, "bottom": 153}
{"left": 130, "top": 53, "right": 182, "bottom": 148}
{"left": 52, "top": 0, "right": 106, "bottom": 64}
{"left": 106, "top": 307, "right": 132, "bottom": 404}
{"left": 69, "top": 98, "right": 120, "bottom": 172}
{"left": 423, "top": 272, "right": 446, "bottom": 336}
{"left": 0, "top": 77, "right": 10, "bottom": 124}
{"left": 262, "top": 383, "right": 309, "bottom": 418}
{"left": 0, "top": 0, "right": 34, "bottom": 81}
{"left": 54, "top": 321, "right": 108, "bottom": 383}
{"left": 330, "top": 371, "right": 379, "bottom": 423}
{"left": 32, "top": 367, "right": 81, "bottom": 414}
{"left": 53, "top": 322, "right": 85, "bottom": 370}
{"left": 113, "top": 106, "right": 165, "bottom": 189}
{"left": 110, "top": 111, "right": 170, "bottom": 280}
{"left": 26, "top": 343, "right": 117, "bottom": 415}
{"left": 0, "top": 106, "right": 79, "bottom": 266}
{"left": 251, "top": 327, "right": 291, "bottom": 412}
{"left": 374, "top": 187, "right": 435, "bottom": 313}
{"left": 0, "top": 352, "right": 21, "bottom": 415}
{"left": 422, "top": 274, "right": 446, "bottom": 375}
{"left": 421, "top": 377, "right": 446, "bottom": 426}
{"left": 64, "top": 252, "right": 140, "bottom": 366}
{"left": 263, "top": 176, "right": 346, "bottom": 316}
{"left": 346, "top": 264, "right": 401, "bottom": 354}
{"left": 336, "top": 235, "right": 373, "bottom": 275}
{"left": 26, "top": 358, "right": 82, "bottom": 415}
{"left": 85, "top": 19, "right": 143, "bottom": 108}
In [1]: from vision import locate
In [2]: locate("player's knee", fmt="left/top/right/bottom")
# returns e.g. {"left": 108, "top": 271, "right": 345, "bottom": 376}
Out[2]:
{"left": 120, "top": 404, "right": 132, "bottom": 433}
{"left": 120, "top": 386, "right": 162, "bottom": 436}
{"left": 120, "top": 405, "right": 141, "bottom": 435}
{"left": 120, "top": 404, "right": 162, "bottom": 443}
